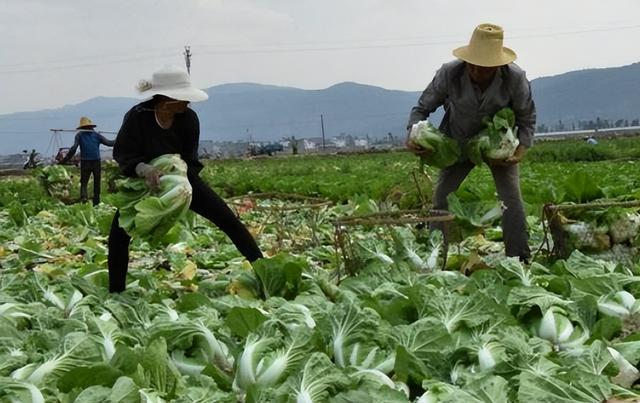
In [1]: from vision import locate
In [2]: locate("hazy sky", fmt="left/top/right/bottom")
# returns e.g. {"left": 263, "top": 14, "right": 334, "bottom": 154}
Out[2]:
{"left": 1, "top": 0, "right": 639, "bottom": 114}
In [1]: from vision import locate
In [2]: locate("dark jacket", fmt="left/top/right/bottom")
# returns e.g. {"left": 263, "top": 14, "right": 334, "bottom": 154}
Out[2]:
{"left": 113, "top": 100, "right": 203, "bottom": 178}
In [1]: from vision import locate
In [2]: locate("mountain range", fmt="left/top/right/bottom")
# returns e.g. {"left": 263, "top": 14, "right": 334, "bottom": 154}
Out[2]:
{"left": 1, "top": 62, "right": 639, "bottom": 155}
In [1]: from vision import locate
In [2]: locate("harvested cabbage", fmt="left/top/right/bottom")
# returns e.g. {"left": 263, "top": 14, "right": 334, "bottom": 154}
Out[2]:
{"left": 562, "top": 221, "right": 611, "bottom": 252}
{"left": 39, "top": 165, "right": 72, "bottom": 200}
{"left": 466, "top": 107, "right": 520, "bottom": 165}
{"left": 114, "top": 154, "right": 192, "bottom": 242}
{"left": 409, "top": 120, "right": 461, "bottom": 168}
{"left": 608, "top": 212, "right": 640, "bottom": 244}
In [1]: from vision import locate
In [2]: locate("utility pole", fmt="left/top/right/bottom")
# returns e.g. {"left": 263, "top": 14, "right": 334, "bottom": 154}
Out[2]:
{"left": 184, "top": 46, "right": 192, "bottom": 75}
{"left": 320, "top": 114, "right": 325, "bottom": 150}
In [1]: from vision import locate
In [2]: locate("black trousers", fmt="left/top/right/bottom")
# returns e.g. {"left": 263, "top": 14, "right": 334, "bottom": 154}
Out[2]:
{"left": 108, "top": 173, "right": 263, "bottom": 292}
{"left": 80, "top": 160, "right": 102, "bottom": 205}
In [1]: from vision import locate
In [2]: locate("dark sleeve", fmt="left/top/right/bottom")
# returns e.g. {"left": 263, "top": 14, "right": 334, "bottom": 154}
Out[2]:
{"left": 98, "top": 133, "right": 116, "bottom": 147}
{"left": 407, "top": 64, "right": 449, "bottom": 130}
{"left": 60, "top": 133, "right": 80, "bottom": 163}
{"left": 113, "top": 109, "right": 145, "bottom": 177}
{"left": 510, "top": 69, "right": 536, "bottom": 148}
{"left": 184, "top": 110, "right": 204, "bottom": 176}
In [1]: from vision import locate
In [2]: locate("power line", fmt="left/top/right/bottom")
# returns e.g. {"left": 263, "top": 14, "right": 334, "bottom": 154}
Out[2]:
{"left": 1, "top": 23, "right": 639, "bottom": 75}
{"left": 0, "top": 45, "right": 188, "bottom": 69}
{"left": 0, "top": 51, "right": 180, "bottom": 75}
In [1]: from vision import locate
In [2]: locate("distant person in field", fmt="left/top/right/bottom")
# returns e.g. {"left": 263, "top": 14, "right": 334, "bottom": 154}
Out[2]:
{"left": 59, "top": 117, "right": 115, "bottom": 205}
{"left": 108, "top": 65, "right": 263, "bottom": 293}
{"left": 406, "top": 23, "right": 536, "bottom": 262}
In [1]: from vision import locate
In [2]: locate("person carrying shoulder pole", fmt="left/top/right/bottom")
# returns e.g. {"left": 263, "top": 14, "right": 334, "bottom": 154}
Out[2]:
{"left": 406, "top": 23, "right": 536, "bottom": 262}
{"left": 59, "top": 117, "right": 115, "bottom": 205}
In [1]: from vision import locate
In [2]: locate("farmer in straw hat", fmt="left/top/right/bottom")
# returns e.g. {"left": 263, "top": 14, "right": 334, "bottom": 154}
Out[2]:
{"left": 406, "top": 23, "right": 536, "bottom": 262}
{"left": 108, "top": 65, "right": 263, "bottom": 292}
{"left": 59, "top": 116, "right": 115, "bottom": 205}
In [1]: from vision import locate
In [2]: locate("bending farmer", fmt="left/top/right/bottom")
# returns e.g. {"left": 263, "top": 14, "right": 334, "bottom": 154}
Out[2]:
{"left": 406, "top": 23, "right": 536, "bottom": 261}
{"left": 108, "top": 65, "right": 263, "bottom": 292}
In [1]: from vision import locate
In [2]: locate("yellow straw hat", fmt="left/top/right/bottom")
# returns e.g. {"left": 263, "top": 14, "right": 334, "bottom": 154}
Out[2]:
{"left": 76, "top": 116, "right": 96, "bottom": 130}
{"left": 452, "top": 23, "right": 516, "bottom": 67}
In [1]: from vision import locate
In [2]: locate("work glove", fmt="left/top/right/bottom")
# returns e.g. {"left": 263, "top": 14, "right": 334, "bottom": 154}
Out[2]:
{"left": 135, "top": 162, "right": 162, "bottom": 190}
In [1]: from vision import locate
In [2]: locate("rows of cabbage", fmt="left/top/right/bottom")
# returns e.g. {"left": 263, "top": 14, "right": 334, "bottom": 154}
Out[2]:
{"left": 2, "top": 192, "right": 640, "bottom": 402}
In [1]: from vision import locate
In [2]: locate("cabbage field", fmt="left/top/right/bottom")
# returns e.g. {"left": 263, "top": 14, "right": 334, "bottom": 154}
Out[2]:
{"left": 1, "top": 138, "right": 640, "bottom": 402}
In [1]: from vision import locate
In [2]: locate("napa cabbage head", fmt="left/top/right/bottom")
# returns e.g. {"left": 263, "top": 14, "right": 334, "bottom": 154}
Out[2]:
{"left": 409, "top": 120, "right": 461, "bottom": 168}
{"left": 466, "top": 108, "right": 520, "bottom": 165}
{"left": 114, "top": 154, "right": 192, "bottom": 243}
{"left": 38, "top": 165, "right": 72, "bottom": 199}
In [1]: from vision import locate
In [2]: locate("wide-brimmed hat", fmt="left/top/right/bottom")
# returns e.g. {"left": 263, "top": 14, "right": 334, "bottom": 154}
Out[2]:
{"left": 77, "top": 116, "right": 96, "bottom": 130}
{"left": 136, "top": 65, "right": 209, "bottom": 102}
{"left": 452, "top": 23, "right": 516, "bottom": 67}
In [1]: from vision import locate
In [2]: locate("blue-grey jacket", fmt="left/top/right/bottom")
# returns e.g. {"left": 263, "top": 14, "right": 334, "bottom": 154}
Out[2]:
{"left": 407, "top": 60, "right": 536, "bottom": 147}
{"left": 63, "top": 130, "right": 115, "bottom": 162}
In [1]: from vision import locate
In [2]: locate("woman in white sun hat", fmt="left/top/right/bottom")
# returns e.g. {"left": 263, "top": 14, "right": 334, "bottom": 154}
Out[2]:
{"left": 108, "top": 65, "right": 263, "bottom": 293}
{"left": 406, "top": 23, "right": 536, "bottom": 262}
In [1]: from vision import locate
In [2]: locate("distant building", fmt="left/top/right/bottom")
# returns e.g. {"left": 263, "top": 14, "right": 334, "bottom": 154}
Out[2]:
{"left": 198, "top": 140, "right": 220, "bottom": 158}
{"left": 354, "top": 138, "right": 369, "bottom": 148}
{"left": 331, "top": 137, "right": 347, "bottom": 148}
{"left": 302, "top": 137, "right": 325, "bottom": 151}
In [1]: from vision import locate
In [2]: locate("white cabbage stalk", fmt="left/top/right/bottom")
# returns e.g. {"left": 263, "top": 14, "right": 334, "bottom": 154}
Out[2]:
{"left": 233, "top": 335, "right": 302, "bottom": 392}
{"left": 194, "top": 320, "right": 232, "bottom": 370}
{"left": 297, "top": 305, "right": 316, "bottom": 329}
{"left": 539, "top": 308, "right": 574, "bottom": 344}
{"left": 360, "top": 243, "right": 394, "bottom": 265}
{"left": 43, "top": 288, "right": 84, "bottom": 318}
{"left": 354, "top": 369, "right": 410, "bottom": 397}
{"left": 538, "top": 307, "right": 588, "bottom": 349}
{"left": 478, "top": 343, "right": 497, "bottom": 371}
{"left": 405, "top": 245, "right": 427, "bottom": 271}
{"left": 608, "top": 347, "right": 640, "bottom": 388}
{"left": 598, "top": 291, "right": 640, "bottom": 318}
{"left": 139, "top": 389, "right": 167, "bottom": 403}
{"left": 426, "top": 244, "right": 441, "bottom": 271}
{"left": 0, "top": 303, "right": 32, "bottom": 323}
{"left": 285, "top": 304, "right": 316, "bottom": 329}
{"left": 171, "top": 351, "right": 206, "bottom": 376}
{"left": 13, "top": 336, "right": 87, "bottom": 386}
{"left": 499, "top": 257, "right": 533, "bottom": 286}
{"left": 449, "top": 361, "right": 467, "bottom": 385}
{"left": 1, "top": 379, "right": 45, "bottom": 403}
{"left": 347, "top": 343, "right": 395, "bottom": 373}
{"left": 373, "top": 248, "right": 394, "bottom": 265}
{"left": 158, "top": 304, "right": 180, "bottom": 322}
{"left": 416, "top": 392, "right": 438, "bottom": 403}
{"left": 94, "top": 316, "right": 118, "bottom": 361}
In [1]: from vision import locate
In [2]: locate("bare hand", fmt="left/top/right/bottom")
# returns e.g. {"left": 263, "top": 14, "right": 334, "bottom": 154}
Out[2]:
{"left": 486, "top": 145, "right": 527, "bottom": 166}
{"left": 505, "top": 144, "right": 527, "bottom": 164}
{"left": 406, "top": 138, "right": 432, "bottom": 157}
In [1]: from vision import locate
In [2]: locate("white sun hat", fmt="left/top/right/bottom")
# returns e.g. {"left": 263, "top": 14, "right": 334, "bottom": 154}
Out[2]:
{"left": 136, "top": 65, "right": 209, "bottom": 102}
